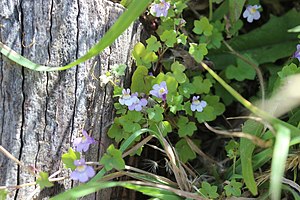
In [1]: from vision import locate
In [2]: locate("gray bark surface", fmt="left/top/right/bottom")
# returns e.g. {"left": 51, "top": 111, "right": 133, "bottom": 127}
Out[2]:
{"left": 0, "top": 0, "right": 141, "bottom": 199}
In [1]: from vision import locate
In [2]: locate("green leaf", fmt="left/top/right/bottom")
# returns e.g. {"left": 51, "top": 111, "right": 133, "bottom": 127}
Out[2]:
{"left": 270, "top": 124, "right": 290, "bottom": 200}
{"left": 146, "top": 35, "right": 162, "bottom": 52}
{"left": 160, "top": 30, "right": 177, "bottom": 47}
{"left": 36, "top": 172, "right": 54, "bottom": 190}
{"left": 171, "top": 61, "right": 186, "bottom": 72}
{"left": 174, "top": 0, "right": 188, "bottom": 14}
{"left": 203, "top": 95, "right": 225, "bottom": 116}
{"left": 178, "top": 81, "right": 195, "bottom": 98}
{"left": 189, "top": 43, "right": 208, "bottom": 63}
{"left": 149, "top": 121, "right": 172, "bottom": 137}
{"left": 131, "top": 66, "right": 152, "bottom": 93}
{"left": 119, "top": 113, "right": 142, "bottom": 133}
{"left": 199, "top": 182, "right": 219, "bottom": 199}
{"left": 228, "top": 0, "right": 246, "bottom": 24}
{"left": 193, "top": 17, "right": 213, "bottom": 36}
{"left": 192, "top": 95, "right": 224, "bottom": 123}
{"left": 120, "top": 0, "right": 133, "bottom": 7}
{"left": 195, "top": 106, "right": 216, "bottom": 122}
{"left": 0, "top": 0, "right": 152, "bottom": 71}
{"left": 61, "top": 148, "right": 81, "bottom": 170}
{"left": 176, "top": 116, "right": 197, "bottom": 137}
{"left": 111, "top": 64, "right": 127, "bottom": 77}
{"left": 177, "top": 33, "right": 187, "bottom": 45}
{"left": 209, "top": 9, "right": 300, "bottom": 69}
{"left": 0, "top": 189, "right": 8, "bottom": 200}
{"left": 225, "top": 140, "right": 239, "bottom": 159}
{"left": 100, "top": 144, "right": 125, "bottom": 171}
{"left": 132, "top": 42, "right": 146, "bottom": 65}
{"left": 225, "top": 55, "right": 257, "bottom": 81}
{"left": 192, "top": 76, "right": 212, "bottom": 94}
{"left": 240, "top": 120, "right": 264, "bottom": 195}
{"left": 206, "top": 27, "right": 224, "bottom": 49}
{"left": 288, "top": 25, "right": 300, "bottom": 33}
{"left": 277, "top": 63, "right": 300, "bottom": 79}
{"left": 171, "top": 62, "right": 187, "bottom": 83}
{"left": 132, "top": 43, "right": 157, "bottom": 68}
{"left": 108, "top": 123, "right": 126, "bottom": 142}
{"left": 167, "top": 94, "right": 184, "bottom": 113}
{"left": 147, "top": 105, "right": 164, "bottom": 122}
{"left": 224, "top": 180, "right": 243, "bottom": 197}
{"left": 175, "top": 139, "right": 197, "bottom": 163}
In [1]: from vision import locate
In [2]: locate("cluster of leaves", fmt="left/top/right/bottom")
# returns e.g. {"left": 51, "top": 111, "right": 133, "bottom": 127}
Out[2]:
{"left": 109, "top": 1, "right": 227, "bottom": 164}
{"left": 107, "top": 0, "right": 300, "bottom": 199}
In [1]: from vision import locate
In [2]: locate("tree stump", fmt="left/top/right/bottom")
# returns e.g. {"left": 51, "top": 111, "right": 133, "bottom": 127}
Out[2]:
{"left": 0, "top": 0, "right": 141, "bottom": 199}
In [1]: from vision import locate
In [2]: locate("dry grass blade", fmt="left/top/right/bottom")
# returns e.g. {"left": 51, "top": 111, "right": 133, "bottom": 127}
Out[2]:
{"left": 204, "top": 122, "right": 271, "bottom": 148}
{"left": 123, "top": 135, "right": 154, "bottom": 158}
{"left": 124, "top": 180, "right": 205, "bottom": 200}
{"left": 124, "top": 166, "right": 178, "bottom": 186}
{"left": 155, "top": 125, "right": 191, "bottom": 191}
{"left": 185, "top": 137, "right": 221, "bottom": 167}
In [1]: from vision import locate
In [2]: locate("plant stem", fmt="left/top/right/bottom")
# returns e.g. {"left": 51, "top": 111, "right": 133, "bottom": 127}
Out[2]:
{"left": 209, "top": 0, "right": 213, "bottom": 20}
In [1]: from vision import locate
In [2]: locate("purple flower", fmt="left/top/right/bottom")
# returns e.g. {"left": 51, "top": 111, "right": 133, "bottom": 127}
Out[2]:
{"left": 294, "top": 44, "right": 300, "bottom": 62}
{"left": 70, "top": 158, "right": 95, "bottom": 183}
{"left": 190, "top": 96, "right": 207, "bottom": 112}
{"left": 73, "top": 130, "right": 96, "bottom": 152}
{"left": 150, "top": 0, "right": 170, "bottom": 17}
{"left": 128, "top": 93, "right": 148, "bottom": 111}
{"left": 150, "top": 81, "right": 168, "bottom": 101}
{"left": 119, "top": 89, "right": 138, "bottom": 106}
{"left": 242, "top": 5, "right": 261, "bottom": 23}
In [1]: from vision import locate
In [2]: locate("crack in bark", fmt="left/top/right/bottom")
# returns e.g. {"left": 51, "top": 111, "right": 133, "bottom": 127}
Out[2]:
{"left": 48, "top": 0, "right": 54, "bottom": 62}
{"left": 0, "top": 18, "right": 3, "bottom": 142}
{"left": 0, "top": 56, "right": 4, "bottom": 142}
{"left": 15, "top": 0, "right": 25, "bottom": 199}
{"left": 70, "top": 0, "right": 80, "bottom": 137}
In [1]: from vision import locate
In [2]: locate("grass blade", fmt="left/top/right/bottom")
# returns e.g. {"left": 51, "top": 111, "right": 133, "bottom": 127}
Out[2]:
{"left": 240, "top": 120, "right": 264, "bottom": 195}
{"left": 270, "top": 124, "right": 290, "bottom": 200}
{"left": 0, "top": 0, "right": 151, "bottom": 71}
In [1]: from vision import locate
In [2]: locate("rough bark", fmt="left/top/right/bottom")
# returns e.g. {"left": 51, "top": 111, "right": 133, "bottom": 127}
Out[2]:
{"left": 0, "top": 0, "right": 141, "bottom": 199}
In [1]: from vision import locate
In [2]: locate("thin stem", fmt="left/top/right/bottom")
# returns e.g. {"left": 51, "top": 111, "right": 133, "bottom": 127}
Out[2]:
{"left": 0, "top": 145, "right": 35, "bottom": 175}
{"left": 204, "top": 122, "right": 271, "bottom": 148}
{"left": 208, "top": 0, "right": 213, "bottom": 20}
{"left": 200, "top": 61, "right": 300, "bottom": 137}
{"left": 200, "top": 61, "right": 271, "bottom": 120}
{"left": 223, "top": 40, "right": 265, "bottom": 109}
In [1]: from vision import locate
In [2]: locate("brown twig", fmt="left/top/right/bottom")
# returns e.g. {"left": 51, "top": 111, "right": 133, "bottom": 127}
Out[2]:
{"left": 204, "top": 122, "right": 272, "bottom": 148}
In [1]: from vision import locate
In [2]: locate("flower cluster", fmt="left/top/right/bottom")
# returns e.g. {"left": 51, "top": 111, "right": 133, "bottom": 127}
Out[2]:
{"left": 119, "top": 89, "right": 148, "bottom": 111}
{"left": 243, "top": 5, "right": 261, "bottom": 23}
{"left": 191, "top": 96, "right": 207, "bottom": 112}
{"left": 71, "top": 130, "right": 96, "bottom": 182}
{"left": 294, "top": 44, "right": 300, "bottom": 62}
{"left": 70, "top": 158, "right": 95, "bottom": 183}
{"left": 150, "top": 0, "right": 170, "bottom": 18}
{"left": 119, "top": 82, "right": 208, "bottom": 113}
{"left": 73, "top": 130, "right": 96, "bottom": 152}
{"left": 150, "top": 81, "right": 168, "bottom": 101}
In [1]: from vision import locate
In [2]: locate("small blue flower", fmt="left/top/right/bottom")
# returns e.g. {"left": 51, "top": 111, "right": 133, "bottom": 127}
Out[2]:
{"left": 150, "top": 81, "right": 168, "bottom": 101}
{"left": 242, "top": 5, "right": 261, "bottom": 23}
{"left": 128, "top": 93, "right": 148, "bottom": 111}
{"left": 191, "top": 96, "right": 207, "bottom": 112}
{"left": 70, "top": 158, "right": 95, "bottom": 183}
{"left": 119, "top": 89, "right": 138, "bottom": 106}
{"left": 294, "top": 44, "right": 300, "bottom": 62}
{"left": 73, "top": 130, "right": 96, "bottom": 152}
{"left": 150, "top": 0, "right": 170, "bottom": 18}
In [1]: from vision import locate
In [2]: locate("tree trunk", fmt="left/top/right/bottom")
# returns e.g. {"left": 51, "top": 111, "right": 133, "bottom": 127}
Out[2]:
{"left": 0, "top": 0, "right": 141, "bottom": 199}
